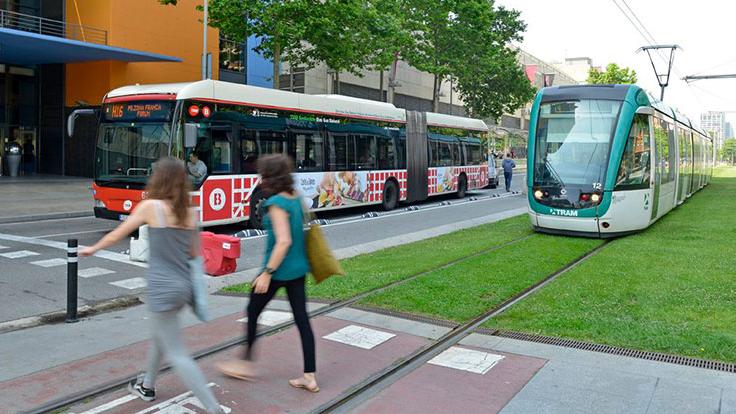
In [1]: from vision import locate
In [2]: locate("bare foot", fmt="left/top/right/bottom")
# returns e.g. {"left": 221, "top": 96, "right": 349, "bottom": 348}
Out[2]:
{"left": 216, "top": 360, "right": 257, "bottom": 381}
{"left": 289, "top": 373, "right": 319, "bottom": 393}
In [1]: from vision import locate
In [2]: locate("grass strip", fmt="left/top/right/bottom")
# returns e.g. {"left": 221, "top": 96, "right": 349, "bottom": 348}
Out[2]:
{"left": 223, "top": 214, "right": 533, "bottom": 300}
{"left": 486, "top": 168, "right": 736, "bottom": 363}
{"left": 359, "top": 235, "right": 602, "bottom": 322}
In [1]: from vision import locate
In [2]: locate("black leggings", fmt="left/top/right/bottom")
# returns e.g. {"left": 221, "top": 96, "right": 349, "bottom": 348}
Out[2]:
{"left": 244, "top": 276, "right": 316, "bottom": 373}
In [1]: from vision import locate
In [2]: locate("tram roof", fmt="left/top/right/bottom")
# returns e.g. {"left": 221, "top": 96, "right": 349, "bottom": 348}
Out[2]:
{"left": 538, "top": 84, "right": 710, "bottom": 139}
{"left": 106, "top": 80, "right": 407, "bottom": 123}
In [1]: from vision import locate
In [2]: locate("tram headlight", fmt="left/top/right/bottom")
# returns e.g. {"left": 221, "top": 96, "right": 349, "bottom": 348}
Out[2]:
{"left": 591, "top": 193, "right": 601, "bottom": 204}
{"left": 533, "top": 189, "right": 544, "bottom": 200}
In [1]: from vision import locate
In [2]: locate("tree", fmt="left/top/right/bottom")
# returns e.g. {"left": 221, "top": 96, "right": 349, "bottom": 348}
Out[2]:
{"left": 587, "top": 63, "right": 637, "bottom": 84}
{"left": 721, "top": 138, "right": 736, "bottom": 165}
{"left": 449, "top": 2, "right": 534, "bottom": 119}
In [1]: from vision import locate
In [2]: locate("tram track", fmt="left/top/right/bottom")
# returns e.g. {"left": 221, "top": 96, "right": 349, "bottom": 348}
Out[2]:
{"left": 29, "top": 233, "right": 536, "bottom": 414}
{"left": 310, "top": 240, "right": 612, "bottom": 414}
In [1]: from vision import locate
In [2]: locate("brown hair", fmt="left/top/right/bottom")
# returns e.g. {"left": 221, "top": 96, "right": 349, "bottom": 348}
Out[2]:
{"left": 146, "top": 157, "right": 192, "bottom": 226}
{"left": 258, "top": 154, "right": 295, "bottom": 196}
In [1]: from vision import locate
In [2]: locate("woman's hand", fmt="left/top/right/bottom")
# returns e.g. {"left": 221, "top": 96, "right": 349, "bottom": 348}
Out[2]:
{"left": 253, "top": 273, "right": 272, "bottom": 294}
{"left": 79, "top": 246, "right": 98, "bottom": 257}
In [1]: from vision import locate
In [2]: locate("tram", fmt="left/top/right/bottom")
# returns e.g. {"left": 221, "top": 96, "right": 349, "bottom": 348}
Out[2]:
{"left": 68, "top": 80, "right": 489, "bottom": 228}
{"left": 527, "top": 84, "right": 714, "bottom": 237}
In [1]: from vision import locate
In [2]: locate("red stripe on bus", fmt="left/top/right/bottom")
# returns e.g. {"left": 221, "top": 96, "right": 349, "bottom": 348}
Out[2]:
{"left": 104, "top": 94, "right": 178, "bottom": 103}
{"left": 195, "top": 97, "right": 407, "bottom": 124}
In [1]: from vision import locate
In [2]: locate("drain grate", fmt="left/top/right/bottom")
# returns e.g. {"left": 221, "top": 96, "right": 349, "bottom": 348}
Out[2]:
{"left": 485, "top": 329, "right": 736, "bottom": 373}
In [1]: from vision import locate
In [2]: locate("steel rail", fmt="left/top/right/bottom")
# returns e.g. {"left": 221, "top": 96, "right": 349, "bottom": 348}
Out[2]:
{"left": 26, "top": 233, "right": 535, "bottom": 414}
{"left": 311, "top": 240, "right": 611, "bottom": 414}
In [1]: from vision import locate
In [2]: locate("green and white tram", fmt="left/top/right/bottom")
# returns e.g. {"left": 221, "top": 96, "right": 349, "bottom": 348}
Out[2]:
{"left": 527, "top": 84, "right": 714, "bottom": 237}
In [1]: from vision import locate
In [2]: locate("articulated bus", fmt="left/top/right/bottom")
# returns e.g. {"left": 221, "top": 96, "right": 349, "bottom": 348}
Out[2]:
{"left": 70, "top": 80, "right": 489, "bottom": 228}
{"left": 527, "top": 84, "right": 714, "bottom": 237}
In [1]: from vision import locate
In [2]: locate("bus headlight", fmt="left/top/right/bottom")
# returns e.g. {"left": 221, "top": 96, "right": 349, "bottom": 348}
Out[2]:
{"left": 94, "top": 199, "right": 107, "bottom": 209}
{"left": 533, "top": 189, "right": 544, "bottom": 200}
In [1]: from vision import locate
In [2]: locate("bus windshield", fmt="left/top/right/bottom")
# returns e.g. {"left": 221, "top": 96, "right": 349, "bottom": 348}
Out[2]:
{"left": 95, "top": 101, "right": 174, "bottom": 187}
{"left": 533, "top": 99, "right": 621, "bottom": 189}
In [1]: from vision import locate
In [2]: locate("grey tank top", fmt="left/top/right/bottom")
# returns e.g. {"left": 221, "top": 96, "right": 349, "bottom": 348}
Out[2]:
{"left": 146, "top": 201, "right": 194, "bottom": 313}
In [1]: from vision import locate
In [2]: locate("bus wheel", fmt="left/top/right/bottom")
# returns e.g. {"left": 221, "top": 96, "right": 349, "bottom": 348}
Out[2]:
{"left": 249, "top": 189, "right": 267, "bottom": 229}
{"left": 382, "top": 180, "right": 399, "bottom": 211}
{"left": 457, "top": 175, "right": 468, "bottom": 198}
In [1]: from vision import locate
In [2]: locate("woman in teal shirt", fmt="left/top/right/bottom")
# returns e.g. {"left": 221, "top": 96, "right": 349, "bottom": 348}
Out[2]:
{"left": 218, "top": 154, "right": 318, "bottom": 392}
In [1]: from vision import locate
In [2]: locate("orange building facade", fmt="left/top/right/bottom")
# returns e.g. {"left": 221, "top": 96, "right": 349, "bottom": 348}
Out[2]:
{"left": 65, "top": 0, "right": 220, "bottom": 107}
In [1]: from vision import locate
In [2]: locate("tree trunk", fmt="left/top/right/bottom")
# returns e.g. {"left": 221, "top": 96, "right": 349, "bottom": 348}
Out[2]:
{"left": 335, "top": 71, "right": 341, "bottom": 95}
{"left": 272, "top": 42, "right": 281, "bottom": 90}
{"left": 432, "top": 74, "right": 440, "bottom": 113}
{"left": 379, "top": 69, "right": 384, "bottom": 102}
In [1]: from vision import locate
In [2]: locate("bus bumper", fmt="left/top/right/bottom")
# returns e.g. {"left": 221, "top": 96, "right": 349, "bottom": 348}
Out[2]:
{"left": 94, "top": 207, "right": 128, "bottom": 221}
{"left": 529, "top": 211, "right": 600, "bottom": 236}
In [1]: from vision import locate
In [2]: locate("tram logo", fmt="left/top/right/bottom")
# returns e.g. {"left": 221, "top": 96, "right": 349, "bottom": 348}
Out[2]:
{"left": 549, "top": 208, "right": 578, "bottom": 217}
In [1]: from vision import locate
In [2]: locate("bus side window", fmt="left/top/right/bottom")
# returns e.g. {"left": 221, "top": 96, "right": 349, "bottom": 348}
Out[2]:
{"left": 377, "top": 135, "right": 396, "bottom": 169}
{"left": 259, "top": 129, "right": 288, "bottom": 156}
{"left": 210, "top": 126, "right": 233, "bottom": 174}
{"left": 240, "top": 129, "right": 258, "bottom": 174}
{"left": 354, "top": 134, "right": 376, "bottom": 170}
{"left": 293, "top": 131, "right": 324, "bottom": 171}
{"left": 328, "top": 133, "right": 350, "bottom": 171}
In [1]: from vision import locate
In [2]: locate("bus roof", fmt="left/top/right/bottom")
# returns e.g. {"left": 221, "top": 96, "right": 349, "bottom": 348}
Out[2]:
{"left": 425, "top": 112, "right": 488, "bottom": 132}
{"left": 107, "top": 80, "right": 407, "bottom": 123}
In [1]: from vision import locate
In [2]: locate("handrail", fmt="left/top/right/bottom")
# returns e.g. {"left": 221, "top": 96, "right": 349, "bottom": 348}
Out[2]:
{"left": 0, "top": 9, "right": 107, "bottom": 45}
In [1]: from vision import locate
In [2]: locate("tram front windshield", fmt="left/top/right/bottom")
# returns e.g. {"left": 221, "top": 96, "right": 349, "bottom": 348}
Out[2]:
{"left": 533, "top": 99, "right": 621, "bottom": 190}
{"left": 95, "top": 101, "right": 174, "bottom": 188}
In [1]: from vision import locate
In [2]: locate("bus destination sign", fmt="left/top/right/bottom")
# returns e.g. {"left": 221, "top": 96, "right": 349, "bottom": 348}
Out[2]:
{"left": 104, "top": 101, "right": 173, "bottom": 121}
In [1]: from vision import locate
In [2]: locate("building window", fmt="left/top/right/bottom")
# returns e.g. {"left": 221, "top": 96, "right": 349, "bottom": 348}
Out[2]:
{"left": 219, "top": 38, "right": 244, "bottom": 74}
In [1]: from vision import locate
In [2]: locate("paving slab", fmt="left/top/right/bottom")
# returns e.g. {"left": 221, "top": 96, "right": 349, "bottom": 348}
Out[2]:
{"left": 65, "top": 317, "right": 430, "bottom": 414}
{"left": 352, "top": 346, "right": 546, "bottom": 414}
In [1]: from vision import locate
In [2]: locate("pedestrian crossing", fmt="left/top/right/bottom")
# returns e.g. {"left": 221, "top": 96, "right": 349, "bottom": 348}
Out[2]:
{"left": 0, "top": 244, "right": 148, "bottom": 291}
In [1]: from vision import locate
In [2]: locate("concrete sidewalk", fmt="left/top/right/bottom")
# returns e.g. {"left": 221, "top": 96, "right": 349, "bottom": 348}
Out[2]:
{"left": 0, "top": 176, "right": 93, "bottom": 223}
{"left": 2, "top": 294, "right": 734, "bottom": 413}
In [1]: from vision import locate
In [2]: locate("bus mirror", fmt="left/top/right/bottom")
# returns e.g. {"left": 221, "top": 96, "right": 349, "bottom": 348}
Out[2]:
{"left": 184, "top": 123, "right": 198, "bottom": 148}
{"left": 67, "top": 109, "right": 96, "bottom": 137}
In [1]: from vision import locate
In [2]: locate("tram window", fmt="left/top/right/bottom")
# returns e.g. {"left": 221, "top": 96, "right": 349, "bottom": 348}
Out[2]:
{"left": 354, "top": 134, "right": 376, "bottom": 170}
{"left": 293, "top": 131, "right": 324, "bottom": 171}
{"left": 653, "top": 118, "right": 674, "bottom": 184}
{"left": 377, "top": 136, "right": 396, "bottom": 169}
{"left": 615, "top": 114, "right": 651, "bottom": 190}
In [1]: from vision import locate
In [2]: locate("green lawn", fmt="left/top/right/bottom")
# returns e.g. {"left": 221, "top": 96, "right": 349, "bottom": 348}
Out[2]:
{"left": 223, "top": 214, "right": 533, "bottom": 300}
{"left": 487, "top": 168, "right": 736, "bottom": 363}
{"left": 360, "top": 235, "right": 602, "bottom": 322}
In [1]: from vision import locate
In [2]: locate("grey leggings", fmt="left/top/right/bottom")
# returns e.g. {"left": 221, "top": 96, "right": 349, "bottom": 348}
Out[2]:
{"left": 143, "top": 309, "right": 221, "bottom": 413}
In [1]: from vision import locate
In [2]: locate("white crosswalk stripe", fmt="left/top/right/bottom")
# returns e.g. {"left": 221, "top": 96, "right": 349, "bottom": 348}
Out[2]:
{"left": 0, "top": 245, "right": 8, "bottom": 250}
{"left": 109, "top": 277, "right": 147, "bottom": 290}
{"left": 0, "top": 250, "right": 40, "bottom": 259}
{"left": 30, "top": 258, "right": 68, "bottom": 268}
{"left": 323, "top": 325, "right": 396, "bottom": 349}
{"left": 79, "top": 267, "right": 116, "bottom": 278}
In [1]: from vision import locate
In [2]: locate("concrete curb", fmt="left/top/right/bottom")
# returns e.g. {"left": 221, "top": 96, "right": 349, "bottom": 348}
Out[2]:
{"left": 0, "top": 294, "right": 142, "bottom": 334}
{"left": 0, "top": 211, "right": 93, "bottom": 225}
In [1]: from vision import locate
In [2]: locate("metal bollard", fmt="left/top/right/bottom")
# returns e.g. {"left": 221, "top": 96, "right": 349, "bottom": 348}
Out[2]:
{"left": 66, "top": 239, "right": 79, "bottom": 323}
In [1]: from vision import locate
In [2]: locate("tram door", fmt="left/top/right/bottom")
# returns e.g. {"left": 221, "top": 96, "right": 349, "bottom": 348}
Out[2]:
{"left": 651, "top": 116, "right": 677, "bottom": 220}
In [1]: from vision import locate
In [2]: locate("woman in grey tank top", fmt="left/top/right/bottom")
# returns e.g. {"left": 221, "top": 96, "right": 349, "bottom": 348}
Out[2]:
{"left": 80, "top": 158, "right": 224, "bottom": 414}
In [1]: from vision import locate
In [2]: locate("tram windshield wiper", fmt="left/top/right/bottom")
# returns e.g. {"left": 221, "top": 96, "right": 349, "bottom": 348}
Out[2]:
{"left": 543, "top": 158, "right": 566, "bottom": 188}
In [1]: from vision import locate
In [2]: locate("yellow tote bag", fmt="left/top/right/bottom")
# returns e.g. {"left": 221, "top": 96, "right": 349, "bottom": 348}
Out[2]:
{"left": 304, "top": 221, "right": 344, "bottom": 284}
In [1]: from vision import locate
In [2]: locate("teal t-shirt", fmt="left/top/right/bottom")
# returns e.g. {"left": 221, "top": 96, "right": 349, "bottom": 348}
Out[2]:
{"left": 262, "top": 194, "right": 310, "bottom": 281}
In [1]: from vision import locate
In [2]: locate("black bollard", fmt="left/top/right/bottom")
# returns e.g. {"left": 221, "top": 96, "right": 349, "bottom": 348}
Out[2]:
{"left": 66, "top": 239, "right": 79, "bottom": 323}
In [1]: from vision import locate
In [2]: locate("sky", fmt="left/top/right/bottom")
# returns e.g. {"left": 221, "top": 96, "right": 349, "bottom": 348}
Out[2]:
{"left": 496, "top": 0, "right": 736, "bottom": 127}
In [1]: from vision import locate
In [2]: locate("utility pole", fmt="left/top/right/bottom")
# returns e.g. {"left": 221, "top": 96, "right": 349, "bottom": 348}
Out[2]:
{"left": 202, "top": 0, "right": 210, "bottom": 80}
{"left": 637, "top": 44, "right": 680, "bottom": 101}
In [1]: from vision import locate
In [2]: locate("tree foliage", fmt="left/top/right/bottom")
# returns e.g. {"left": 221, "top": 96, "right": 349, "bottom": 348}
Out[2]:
{"left": 587, "top": 63, "right": 637, "bottom": 84}
{"left": 159, "top": 0, "right": 532, "bottom": 119}
{"left": 721, "top": 138, "right": 736, "bottom": 164}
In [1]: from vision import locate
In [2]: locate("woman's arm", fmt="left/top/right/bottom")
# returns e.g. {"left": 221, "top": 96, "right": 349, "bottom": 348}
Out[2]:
{"left": 252, "top": 205, "right": 292, "bottom": 293}
{"left": 79, "top": 201, "right": 151, "bottom": 256}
